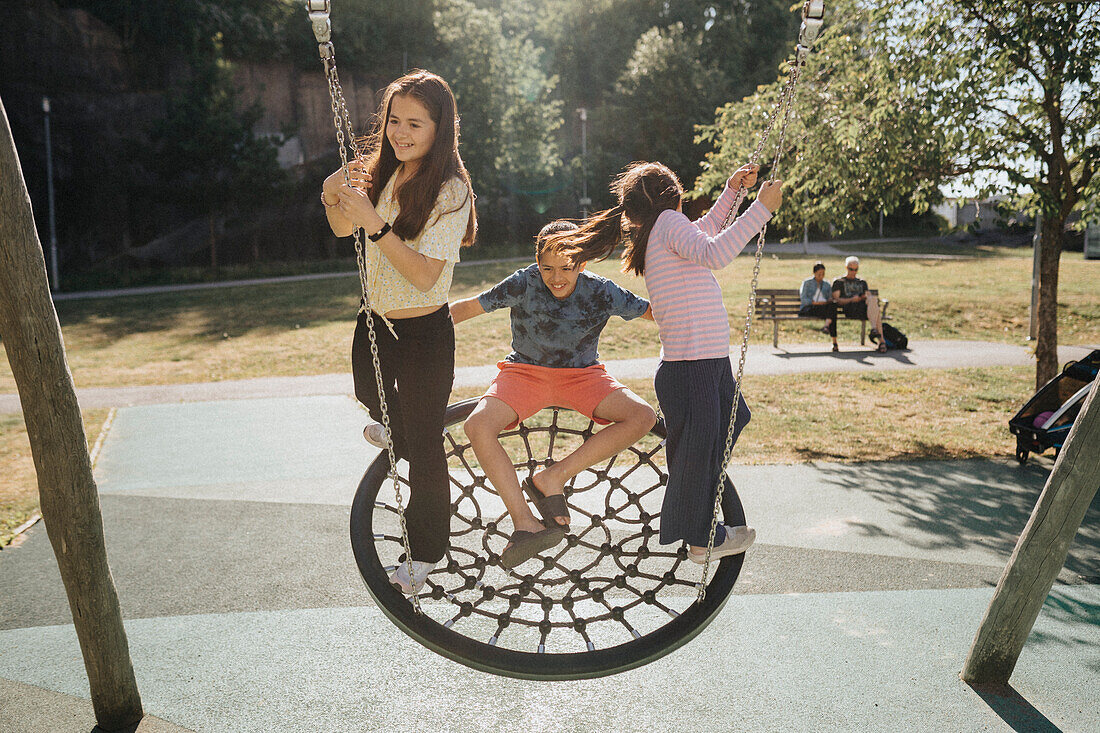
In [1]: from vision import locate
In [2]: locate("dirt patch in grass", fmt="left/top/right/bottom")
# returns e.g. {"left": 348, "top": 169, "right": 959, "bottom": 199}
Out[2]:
{"left": 0, "top": 409, "right": 110, "bottom": 548}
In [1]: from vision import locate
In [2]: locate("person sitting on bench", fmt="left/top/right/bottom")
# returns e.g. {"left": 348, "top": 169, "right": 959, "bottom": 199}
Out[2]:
{"left": 799, "top": 262, "right": 839, "bottom": 352}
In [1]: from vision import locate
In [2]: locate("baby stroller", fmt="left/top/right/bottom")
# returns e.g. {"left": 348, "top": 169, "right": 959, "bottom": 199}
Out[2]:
{"left": 1009, "top": 349, "right": 1100, "bottom": 464}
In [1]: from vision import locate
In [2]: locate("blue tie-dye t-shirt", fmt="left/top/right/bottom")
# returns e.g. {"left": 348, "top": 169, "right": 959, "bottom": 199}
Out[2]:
{"left": 477, "top": 264, "right": 650, "bottom": 368}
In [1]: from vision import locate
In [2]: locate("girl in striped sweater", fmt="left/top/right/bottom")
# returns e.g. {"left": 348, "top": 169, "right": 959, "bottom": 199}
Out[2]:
{"left": 545, "top": 161, "right": 782, "bottom": 561}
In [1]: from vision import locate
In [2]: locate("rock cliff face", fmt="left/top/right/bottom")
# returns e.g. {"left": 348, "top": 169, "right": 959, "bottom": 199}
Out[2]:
{"left": 232, "top": 61, "right": 377, "bottom": 169}
{"left": 1, "top": 0, "right": 378, "bottom": 269}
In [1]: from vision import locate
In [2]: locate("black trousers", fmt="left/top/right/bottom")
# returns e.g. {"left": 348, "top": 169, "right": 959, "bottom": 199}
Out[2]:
{"left": 800, "top": 302, "right": 837, "bottom": 337}
{"left": 352, "top": 306, "right": 454, "bottom": 563}
{"left": 655, "top": 357, "right": 751, "bottom": 547}
{"left": 840, "top": 301, "right": 868, "bottom": 321}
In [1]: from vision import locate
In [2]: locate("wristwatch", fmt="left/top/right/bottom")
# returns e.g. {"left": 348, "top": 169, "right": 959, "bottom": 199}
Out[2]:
{"left": 368, "top": 222, "right": 392, "bottom": 242}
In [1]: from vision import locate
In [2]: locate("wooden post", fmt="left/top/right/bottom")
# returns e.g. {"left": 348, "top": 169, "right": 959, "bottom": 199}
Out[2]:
{"left": 961, "top": 377, "right": 1100, "bottom": 684}
{"left": 0, "top": 98, "right": 143, "bottom": 728}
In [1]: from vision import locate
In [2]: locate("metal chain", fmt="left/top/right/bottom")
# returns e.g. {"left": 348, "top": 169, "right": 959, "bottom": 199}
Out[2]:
{"left": 697, "top": 1, "right": 821, "bottom": 600}
{"left": 309, "top": 3, "right": 420, "bottom": 613}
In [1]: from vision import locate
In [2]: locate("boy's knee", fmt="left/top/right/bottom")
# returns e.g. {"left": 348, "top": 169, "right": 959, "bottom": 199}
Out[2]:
{"left": 627, "top": 401, "right": 658, "bottom": 433}
{"left": 464, "top": 412, "right": 500, "bottom": 444}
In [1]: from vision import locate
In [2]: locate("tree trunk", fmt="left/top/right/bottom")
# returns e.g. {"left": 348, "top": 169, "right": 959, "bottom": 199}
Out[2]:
{"left": 961, "top": 378, "right": 1100, "bottom": 684}
{"left": 1033, "top": 216, "right": 1064, "bottom": 388}
{"left": 0, "top": 98, "right": 143, "bottom": 729}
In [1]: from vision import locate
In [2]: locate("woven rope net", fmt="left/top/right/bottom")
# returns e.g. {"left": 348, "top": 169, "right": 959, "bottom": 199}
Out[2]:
{"left": 351, "top": 400, "right": 744, "bottom": 678}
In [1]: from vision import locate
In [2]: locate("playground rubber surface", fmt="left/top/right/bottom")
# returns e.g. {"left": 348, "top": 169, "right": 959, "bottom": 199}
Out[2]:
{"left": 1, "top": 345, "right": 1098, "bottom": 731}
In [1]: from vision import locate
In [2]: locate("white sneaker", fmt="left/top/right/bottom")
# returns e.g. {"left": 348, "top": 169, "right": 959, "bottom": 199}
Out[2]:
{"left": 389, "top": 560, "right": 436, "bottom": 594}
{"left": 689, "top": 524, "right": 756, "bottom": 564}
{"left": 363, "top": 421, "right": 389, "bottom": 448}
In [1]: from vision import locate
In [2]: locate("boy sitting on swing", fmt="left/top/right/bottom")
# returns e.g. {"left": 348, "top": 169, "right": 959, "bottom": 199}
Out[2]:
{"left": 450, "top": 221, "right": 657, "bottom": 568}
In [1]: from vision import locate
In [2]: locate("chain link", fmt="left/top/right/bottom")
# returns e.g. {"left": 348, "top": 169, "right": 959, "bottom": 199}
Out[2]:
{"left": 696, "top": 39, "right": 810, "bottom": 601}
{"left": 316, "top": 31, "right": 421, "bottom": 613}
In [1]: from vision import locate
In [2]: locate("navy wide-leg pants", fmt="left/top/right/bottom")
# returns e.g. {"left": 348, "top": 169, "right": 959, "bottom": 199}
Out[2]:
{"left": 654, "top": 357, "right": 750, "bottom": 547}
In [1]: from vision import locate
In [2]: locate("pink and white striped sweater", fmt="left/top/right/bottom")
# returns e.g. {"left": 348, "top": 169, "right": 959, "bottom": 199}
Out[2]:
{"left": 643, "top": 188, "right": 773, "bottom": 361}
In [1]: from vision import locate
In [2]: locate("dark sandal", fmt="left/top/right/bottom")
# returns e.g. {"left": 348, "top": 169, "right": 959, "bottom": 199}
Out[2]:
{"left": 877, "top": 342, "right": 888, "bottom": 353}
{"left": 500, "top": 526, "right": 566, "bottom": 569}
{"left": 522, "top": 477, "right": 570, "bottom": 528}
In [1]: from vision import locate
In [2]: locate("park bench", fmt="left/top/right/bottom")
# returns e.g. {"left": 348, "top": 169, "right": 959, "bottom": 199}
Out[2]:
{"left": 755, "top": 288, "right": 890, "bottom": 347}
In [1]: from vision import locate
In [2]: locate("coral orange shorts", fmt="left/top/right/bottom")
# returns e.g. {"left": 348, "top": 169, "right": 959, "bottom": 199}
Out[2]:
{"left": 484, "top": 361, "right": 626, "bottom": 429}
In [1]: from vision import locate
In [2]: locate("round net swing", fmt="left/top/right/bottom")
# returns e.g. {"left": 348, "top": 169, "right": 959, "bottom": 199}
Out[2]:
{"left": 305, "top": 0, "right": 826, "bottom": 679}
{"left": 350, "top": 399, "right": 746, "bottom": 679}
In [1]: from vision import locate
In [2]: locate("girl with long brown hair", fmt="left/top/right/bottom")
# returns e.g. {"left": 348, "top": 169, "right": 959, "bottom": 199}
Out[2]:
{"left": 321, "top": 70, "right": 476, "bottom": 594}
{"left": 546, "top": 161, "right": 782, "bottom": 562}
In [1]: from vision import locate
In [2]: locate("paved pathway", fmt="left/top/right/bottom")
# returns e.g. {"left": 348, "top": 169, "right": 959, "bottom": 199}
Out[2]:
{"left": 1, "top": 341, "right": 1095, "bottom": 413}
{"left": 1, "top": 342, "right": 1097, "bottom": 731}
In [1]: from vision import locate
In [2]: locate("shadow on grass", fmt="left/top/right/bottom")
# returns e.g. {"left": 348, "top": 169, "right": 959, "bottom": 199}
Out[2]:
{"left": 812, "top": 459, "right": 1100, "bottom": 581}
{"left": 966, "top": 682, "right": 1063, "bottom": 733}
{"left": 771, "top": 348, "right": 917, "bottom": 365}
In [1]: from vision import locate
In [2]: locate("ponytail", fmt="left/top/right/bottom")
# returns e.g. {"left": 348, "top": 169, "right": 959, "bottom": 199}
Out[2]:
{"left": 617, "top": 162, "right": 683, "bottom": 276}
{"left": 544, "top": 162, "right": 683, "bottom": 276}
{"left": 542, "top": 205, "right": 624, "bottom": 265}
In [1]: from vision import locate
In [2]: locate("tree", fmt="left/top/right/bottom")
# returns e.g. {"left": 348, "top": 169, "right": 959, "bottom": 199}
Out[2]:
{"left": 148, "top": 55, "right": 283, "bottom": 267}
{"left": 610, "top": 23, "right": 727, "bottom": 184}
{"left": 433, "top": 0, "right": 562, "bottom": 240}
{"left": 697, "top": 1, "right": 951, "bottom": 230}
{"left": 0, "top": 96, "right": 143, "bottom": 730}
{"left": 699, "top": 0, "right": 1099, "bottom": 386}
{"left": 665, "top": 0, "right": 799, "bottom": 105}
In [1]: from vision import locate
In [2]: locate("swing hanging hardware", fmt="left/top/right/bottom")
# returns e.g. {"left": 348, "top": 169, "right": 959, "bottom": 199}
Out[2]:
{"left": 306, "top": 0, "right": 333, "bottom": 58}
{"left": 796, "top": 0, "right": 825, "bottom": 67}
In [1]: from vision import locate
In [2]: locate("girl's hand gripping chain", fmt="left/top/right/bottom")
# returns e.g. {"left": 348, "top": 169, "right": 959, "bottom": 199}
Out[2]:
{"left": 726, "top": 164, "right": 759, "bottom": 192}
{"left": 757, "top": 180, "right": 783, "bottom": 212}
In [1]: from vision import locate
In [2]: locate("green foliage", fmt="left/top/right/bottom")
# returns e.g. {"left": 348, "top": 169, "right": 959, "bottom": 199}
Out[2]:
{"left": 433, "top": 0, "right": 563, "bottom": 226}
{"left": 697, "top": 0, "right": 954, "bottom": 232}
{"left": 609, "top": 23, "right": 727, "bottom": 183}
{"left": 909, "top": 0, "right": 1099, "bottom": 224}
{"left": 698, "top": 0, "right": 1099, "bottom": 233}
{"left": 664, "top": 0, "right": 799, "bottom": 103}
{"left": 148, "top": 56, "right": 284, "bottom": 220}
{"left": 326, "top": 0, "right": 437, "bottom": 76}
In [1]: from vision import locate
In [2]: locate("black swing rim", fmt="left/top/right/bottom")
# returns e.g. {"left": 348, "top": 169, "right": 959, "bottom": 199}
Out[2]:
{"left": 350, "top": 398, "right": 746, "bottom": 680}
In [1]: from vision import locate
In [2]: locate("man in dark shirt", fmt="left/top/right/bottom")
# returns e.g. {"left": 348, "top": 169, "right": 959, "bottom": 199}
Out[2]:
{"left": 832, "top": 256, "right": 887, "bottom": 353}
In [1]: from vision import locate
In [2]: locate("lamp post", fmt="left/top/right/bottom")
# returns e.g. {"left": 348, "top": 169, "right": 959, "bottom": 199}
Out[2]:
{"left": 42, "top": 97, "right": 60, "bottom": 290}
{"left": 577, "top": 107, "right": 590, "bottom": 219}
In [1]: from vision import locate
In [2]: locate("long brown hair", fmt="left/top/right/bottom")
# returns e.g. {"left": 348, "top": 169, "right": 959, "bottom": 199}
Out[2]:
{"left": 545, "top": 162, "right": 682, "bottom": 275}
{"left": 356, "top": 70, "right": 476, "bottom": 246}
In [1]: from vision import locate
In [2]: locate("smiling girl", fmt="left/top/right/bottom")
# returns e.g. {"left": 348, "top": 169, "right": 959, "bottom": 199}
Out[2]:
{"left": 321, "top": 70, "right": 476, "bottom": 593}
